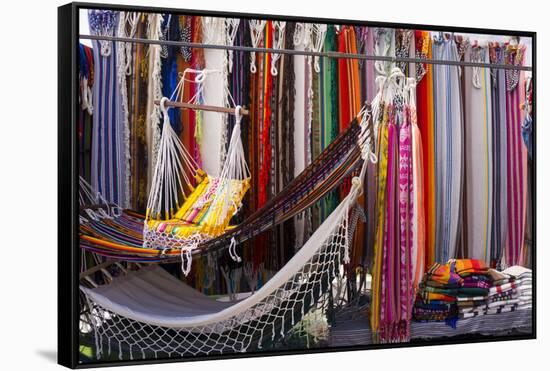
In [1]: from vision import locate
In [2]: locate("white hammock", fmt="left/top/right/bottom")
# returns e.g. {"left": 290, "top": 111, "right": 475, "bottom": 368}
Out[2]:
{"left": 81, "top": 174, "right": 364, "bottom": 359}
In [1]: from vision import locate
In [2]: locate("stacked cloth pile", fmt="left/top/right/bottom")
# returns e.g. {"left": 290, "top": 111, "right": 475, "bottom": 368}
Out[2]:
{"left": 455, "top": 259, "right": 493, "bottom": 318}
{"left": 413, "top": 262, "right": 463, "bottom": 327}
{"left": 503, "top": 266, "right": 533, "bottom": 311}
{"left": 413, "top": 259, "right": 533, "bottom": 325}
{"left": 459, "top": 264, "right": 533, "bottom": 318}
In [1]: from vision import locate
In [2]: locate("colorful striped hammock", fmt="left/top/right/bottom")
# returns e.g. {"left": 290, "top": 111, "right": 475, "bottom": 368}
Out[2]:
{"left": 142, "top": 97, "right": 251, "bottom": 259}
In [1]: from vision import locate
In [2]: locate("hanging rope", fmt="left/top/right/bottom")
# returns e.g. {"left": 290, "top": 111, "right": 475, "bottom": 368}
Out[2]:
{"left": 249, "top": 20, "right": 267, "bottom": 73}
{"left": 225, "top": 18, "right": 241, "bottom": 73}
{"left": 271, "top": 21, "right": 286, "bottom": 76}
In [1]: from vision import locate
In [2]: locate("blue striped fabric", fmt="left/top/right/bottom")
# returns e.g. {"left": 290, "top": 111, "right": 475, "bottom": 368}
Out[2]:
{"left": 432, "top": 36, "right": 463, "bottom": 263}
{"left": 89, "top": 10, "right": 129, "bottom": 208}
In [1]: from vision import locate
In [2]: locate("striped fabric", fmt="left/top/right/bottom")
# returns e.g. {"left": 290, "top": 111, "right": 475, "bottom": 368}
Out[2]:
{"left": 370, "top": 107, "right": 389, "bottom": 339}
{"left": 319, "top": 25, "right": 340, "bottom": 220}
{"left": 89, "top": 10, "right": 129, "bottom": 208}
{"left": 463, "top": 45, "right": 493, "bottom": 263}
{"left": 415, "top": 31, "right": 436, "bottom": 268}
{"left": 398, "top": 104, "right": 414, "bottom": 337}
{"left": 505, "top": 45, "right": 528, "bottom": 267}
{"left": 489, "top": 43, "right": 508, "bottom": 268}
{"left": 432, "top": 36, "right": 463, "bottom": 263}
{"left": 410, "top": 104, "right": 426, "bottom": 288}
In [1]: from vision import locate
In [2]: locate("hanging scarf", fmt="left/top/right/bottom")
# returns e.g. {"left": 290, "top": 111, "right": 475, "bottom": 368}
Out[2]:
{"left": 379, "top": 105, "right": 399, "bottom": 342}
{"left": 463, "top": 44, "right": 494, "bottom": 264}
{"left": 432, "top": 35, "right": 463, "bottom": 263}
{"left": 504, "top": 44, "right": 528, "bottom": 267}
{"left": 488, "top": 42, "right": 508, "bottom": 268}
{"left": 78, "top": 43, "right": 94, "bottom": 184}
{"left": 409, "top": 96, "right": 426, "bottom": 289}
{"left": 397, "top": 103, "right": 414, "bottom": 341}
{"left": 320, "top": 25, "right": 340, "bottom": 220}
{"left": 89, "top": 10, "right": 129, "bottom": 208}
{"left": 415, "top": 31, "right": 436, "bottom": 268}
{"left": 127, "top": 14, "right": 150, "bottom": 212}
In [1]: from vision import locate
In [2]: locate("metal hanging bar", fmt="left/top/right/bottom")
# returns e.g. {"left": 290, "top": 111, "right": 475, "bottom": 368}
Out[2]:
{"left": 79, "top": 34, "right": 532, "bottom": 71}
{"left": 154, "top": 99, "right": 250, "bottom": 115}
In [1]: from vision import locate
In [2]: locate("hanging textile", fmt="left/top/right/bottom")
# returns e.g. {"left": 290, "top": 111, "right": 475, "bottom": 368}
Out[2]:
{"left": 371, "top": 67, "right": 416, "bottom": 343}
{"left": 395, "top": 29, "right": 414, "bottom": 77}
{"left": 408, "top": 80, "right": 426, "bottom": 289}
{"left": 463, "top": 43, "right": 493, "bottom": 264}
{"left": 258, "top": 21, "right": 274, "bottom": 207}
{"left": 126, "top": 14, "right": 150, "bottom": 212}
{"left": 432, "top": 34, "right": 463, "bottom": 263}
{"left": 415, "top": 30, "right": 436, "bottom": 268}
{"left": 370, "top": 29, "right": 395, "bottom": 341}
{"left": 160, "top": 15, "right": 183, "bottom": 134}
{"left": 398, "top": 92, "right": 414, "bottom": 342}
{"left": 88, "top": 10, "right": 129, "bottom": 208}
{"left": 488, "top": 42, "right": 508, "bottom": 268}
{"left": 273, "top": 22, "right": 297, "bottom": 268}
{"left": 320, "top": 25, "right": 340, "bottom": 220}
{"left": 292, "top": 23, "right": 312, "bottom": 251}
{"left": 522, "top": 76, "right": 533, "bottom": 267}
{"left": 78, "top": 43, "right": 94, "bottom": 184}
{"left": 356, "top": 27, "right": 377, "bottom": 271}
{"left": 178, "top": 16, "right": 203, "bottom": 172}
{"left": 144, "top": 13, "right": 163, "bottom": 195}
{"left": 245, "top": 19, "right": 269, "bottom": 273}
{"left": 504, "top": 44, "right": 528, "bottom": 267}
{"left": 337, "top": 26, "right": 364, "bottom": 272}
{"left": 379, "top": 103, "right": 400, "bottom": 342}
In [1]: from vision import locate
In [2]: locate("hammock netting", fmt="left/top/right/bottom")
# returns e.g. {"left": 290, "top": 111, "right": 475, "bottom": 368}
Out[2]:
{"left": 81, "top": 182, "right": 357, "bottom": 360}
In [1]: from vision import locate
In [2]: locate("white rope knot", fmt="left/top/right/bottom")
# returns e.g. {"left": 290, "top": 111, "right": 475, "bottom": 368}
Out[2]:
{"left": 159, "top": 96, "right": 170, "bottom": 117}
{"left": 181, "top": 249, "right": 193, "bottom": 276}
{"left": 249, "top": 20, "right": 266, "bottom": 74}
{"left": 271, "top": 21, "right": 286, "bottom": 76}
{"left": 228, "top": 237, "right": 242, "bottom": 263}
{"left": 234, "top": 105, "right": 243, "bottom": 125}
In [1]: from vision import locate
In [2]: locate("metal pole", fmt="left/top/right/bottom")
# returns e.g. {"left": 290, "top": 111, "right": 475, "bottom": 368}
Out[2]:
{"left": 80, "top": 34, "right": 532, "bottom": 71}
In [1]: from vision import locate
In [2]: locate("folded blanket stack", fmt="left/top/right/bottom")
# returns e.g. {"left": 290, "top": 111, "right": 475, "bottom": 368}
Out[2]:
{"left": 413, "top": 262, "right": 462, "bottom": 325}
{"left": 458, "top": 265, "right": 533, "bottom": 318}
{"left": 503, "top": 266, "right": 533, "bottom": 311}
{"left": 414, "top": 260, "right": 532, "bottom": 322}
{"left": 453, "top": 260, "right": 493, "bottom": 318}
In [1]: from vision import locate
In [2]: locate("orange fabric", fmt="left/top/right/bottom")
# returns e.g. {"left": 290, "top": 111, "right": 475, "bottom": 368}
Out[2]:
{"left": 337, "top": 26, "right": 363, "bottom": 267}
{"left": 416, "top": 31, "right": 436, "bottom": 268}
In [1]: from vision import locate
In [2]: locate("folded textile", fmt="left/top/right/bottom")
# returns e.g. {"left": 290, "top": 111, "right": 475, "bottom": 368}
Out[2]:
{"left": 458, "top": 304, "right": 486, "bottom": 314}
{"left": 417, "top": 292, "right": 456, "bottom": 303}
{"left": 487, "top": 268, "right": 510, "bottom": 283}
{"left": 488, "top": 290, "right": 518, "bottom": 303}
{"left": 457, "top": 299, "right": 487, "bottom": 308}
{"left": 487, "top": 298, "right": 519, "bottom": 309}
{"left": 457, "top": 287, "right": 490, "bottom": 297}
{"left": 413, "top": 303, "right": 456, "bottom": 312}
{"left": 502, "top": 265, "right": 532, "bottom": 278}
{"left": 424, "top": 262, "right": 463, "bottom": 287}
{"left": 419, "top": 284, "right": 459, "bottom": 296}
{"left": 462, "top": 275, "right": 491, "bottom": 289}
{"left": 452, "top": 259, "right": 489, "bottom": 277}
{"left": 489, "top": 281, "right": 517, "bottom": 295}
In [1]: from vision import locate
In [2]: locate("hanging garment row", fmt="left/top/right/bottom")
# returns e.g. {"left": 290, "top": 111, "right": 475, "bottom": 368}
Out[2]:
{"left": 80, "top": 10, "right": 533, "bottom": 335}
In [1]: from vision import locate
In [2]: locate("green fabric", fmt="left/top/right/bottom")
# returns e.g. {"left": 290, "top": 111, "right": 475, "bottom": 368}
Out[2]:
{"left": 320, "top": 25, "right": 339, "bottom": 220}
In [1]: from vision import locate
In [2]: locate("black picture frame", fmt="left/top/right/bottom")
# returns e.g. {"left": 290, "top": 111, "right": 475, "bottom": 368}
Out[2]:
{"left": 58, "top": 2, "right": 537, "bottom": 368}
